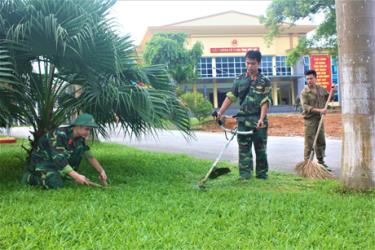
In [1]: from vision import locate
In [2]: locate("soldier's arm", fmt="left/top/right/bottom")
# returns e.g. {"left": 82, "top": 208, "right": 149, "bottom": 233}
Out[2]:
{"left": 67, "top": 170, "right": 90, "bottom": 185}
{"left": 301, "top": 93, "right": 326, "bottom": 114}
{"left": 257, "top": 79, "right": 272, "bottom": 128}
{"left": 44, "top": 133, "right": 74, "bottom": 175}
{"left": 53, "top": 134, "right": 92, "bottom": 184}
{"left": 86, "top": 153, "right": 107, "bottom": 183}
{"left": 48, "top": 132, "right": 90, "bottom": 185}
{"left": 217, "top": 78, "right": 239, "bottom": 116}
{"left": 257, "top": 103, "right": 269, "bottom": 128}
{"left": 259, "top": 78, "right": 272, "bottom": 108}
{"left": 301, "top": 92, "right": 313, "bottom": 113}
{"left": 218, "top": 97, "right": 232, "bottom": 116}
{"left": 323, "top": 87, "right": 330, "bottom": 101}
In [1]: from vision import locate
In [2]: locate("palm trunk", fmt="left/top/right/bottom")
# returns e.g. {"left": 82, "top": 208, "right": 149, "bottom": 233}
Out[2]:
{"left": 336, "top": 0, "right": 375, "bottom": 190}
{"left": 25, "top": 62, "right": 58, "bottom": 160}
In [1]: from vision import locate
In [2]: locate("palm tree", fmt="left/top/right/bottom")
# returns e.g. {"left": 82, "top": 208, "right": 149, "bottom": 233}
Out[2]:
{"left": 0, "top": 0, "right": 191, "bottom": 156}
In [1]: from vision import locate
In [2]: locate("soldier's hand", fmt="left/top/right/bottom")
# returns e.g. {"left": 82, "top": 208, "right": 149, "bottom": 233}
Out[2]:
{"left": 98, "top": 170, "right": 108, "bottom": 185}
{"left": 212, "top": 110, "right": 222, "bottom": 121}
{"left": 256, "top": 119, "right": 264, "bottom": 129}
{"left": 320, "top": 108, "right": 328, "bottom": 115}
{"left": 74, "top": 174, "right": 90, "bottom": 185}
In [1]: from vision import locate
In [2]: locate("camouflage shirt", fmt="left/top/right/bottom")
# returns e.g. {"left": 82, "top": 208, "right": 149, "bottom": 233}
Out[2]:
{"left": 226, "top": 72, "right": 272, "bottom": 120}
{"left": 29, "top": 127, "right": 92, "bottom": 175}
{"left": 300, "top": 85, "right": 329, "bottom": 119}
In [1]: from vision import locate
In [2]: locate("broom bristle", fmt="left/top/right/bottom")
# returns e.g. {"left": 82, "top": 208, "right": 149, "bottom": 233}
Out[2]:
{"left": 295, "top": 160, "right": 335, "bottom": 179}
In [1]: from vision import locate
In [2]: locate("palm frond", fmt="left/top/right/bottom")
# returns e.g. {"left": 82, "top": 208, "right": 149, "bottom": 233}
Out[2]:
{"left": 1, "top": 0, "right": 192, "bottom": 151}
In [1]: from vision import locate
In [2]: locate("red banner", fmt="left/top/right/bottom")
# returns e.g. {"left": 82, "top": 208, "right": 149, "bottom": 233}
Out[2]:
{"left": 210, "top": 47, "right": 259, "bottom": 53}
{"left": 310, "top": 55, "right": 332, "bottom": 91}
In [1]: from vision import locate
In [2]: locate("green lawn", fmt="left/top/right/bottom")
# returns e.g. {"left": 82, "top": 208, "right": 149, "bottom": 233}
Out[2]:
{"left": 0, "top": 141, "right": 374, "bottom": 249}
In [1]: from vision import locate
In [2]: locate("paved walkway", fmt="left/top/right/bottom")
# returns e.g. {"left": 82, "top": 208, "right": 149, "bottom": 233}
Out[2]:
{"left": 6, "top": 127, "right": 342, "bottom": 174}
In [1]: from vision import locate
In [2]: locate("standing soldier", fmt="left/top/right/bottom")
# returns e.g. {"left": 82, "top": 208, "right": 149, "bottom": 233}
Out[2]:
{"left": 214, "top": 50, "right": 272, "bottom": 180}
{"left": 301, "top": 70, "right": 334, "bottom": 171}
{"left": 22, "top": 113, "right": 108, "bottom": 189}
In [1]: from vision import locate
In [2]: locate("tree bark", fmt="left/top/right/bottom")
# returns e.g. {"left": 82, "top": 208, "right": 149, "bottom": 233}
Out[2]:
{"left": 336, "top": 0, "right": 375, "bottom": 190}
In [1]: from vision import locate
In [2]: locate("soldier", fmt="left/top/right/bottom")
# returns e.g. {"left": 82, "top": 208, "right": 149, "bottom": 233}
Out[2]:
{"left": 22, "top": 113, "right": 108, "bottom": 189}
{"left": 300, "top": 69, "right": 334, "bottom": 171}
{"left": 215, "top": 50, "right": 272, "bottom": 180}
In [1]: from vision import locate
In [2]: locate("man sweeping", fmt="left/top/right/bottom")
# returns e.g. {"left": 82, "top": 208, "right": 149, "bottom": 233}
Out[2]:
{"left": 22, "top": 113, "right": 108, "bottom": 189}
{"left": 301, "top": 70, "right": 335, "bottom": 171}
{"left": 214, "top": 50, "right": 272, "bottom": 180}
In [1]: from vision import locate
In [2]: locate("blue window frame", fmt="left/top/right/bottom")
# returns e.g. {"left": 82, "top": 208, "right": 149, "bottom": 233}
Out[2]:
{"left": 304, "top": 56, "right": 310, "bottom": 73}
{"left": 260, "top": 56, "right": 273, "bottom": 76}
{"left": 216, "top": 57, "right": 246, "bottom": 78}
{"left": 276, "top": 56, "right": 292, "bottom": 76}
{"left": 197, "top": 57, "right": 212, "bottom": 78}
{"left": 331, "top": 57, "right": 339, "bottom": 101}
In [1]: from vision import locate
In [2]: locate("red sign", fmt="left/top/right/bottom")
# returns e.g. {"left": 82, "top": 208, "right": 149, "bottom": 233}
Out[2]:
{"left": 210, "top": 47, "right": 259, "bottom": 53}
{"left": 310, "top": 55, "right": 332, "bottom": 91}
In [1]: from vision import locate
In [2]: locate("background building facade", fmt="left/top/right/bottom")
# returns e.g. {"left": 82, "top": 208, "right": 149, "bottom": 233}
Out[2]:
{"left": 138, "top": 11, "right": 339, "bottom": 110}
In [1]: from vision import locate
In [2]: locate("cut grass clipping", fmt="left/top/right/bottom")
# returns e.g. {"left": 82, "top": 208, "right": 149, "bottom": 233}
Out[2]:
{"left": 0, "top": 141, "right": 374, "bottom": 249}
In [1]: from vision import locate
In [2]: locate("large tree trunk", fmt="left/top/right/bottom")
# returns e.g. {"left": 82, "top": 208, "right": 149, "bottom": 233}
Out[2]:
{"left": 336, "top": 0, "right": 375, "bottom": 190}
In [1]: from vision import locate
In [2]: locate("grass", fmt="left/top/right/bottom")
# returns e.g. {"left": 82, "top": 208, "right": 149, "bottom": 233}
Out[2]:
{"left": 0, "top": 140, "right": 374, "bottom": 249}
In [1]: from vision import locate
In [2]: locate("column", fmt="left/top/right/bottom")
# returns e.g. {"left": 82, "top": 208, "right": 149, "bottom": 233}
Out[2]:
{"left": 192, "top": 82, "right": 197, "bottom": 93}
{"left": 213, "top": 78, "right": 218, "bottom": 108}
{"left": 291, "top": 81, "right": 295, "bottom": 105}
{"left": 272, "top": 82, "right": 278, "bottom": 106}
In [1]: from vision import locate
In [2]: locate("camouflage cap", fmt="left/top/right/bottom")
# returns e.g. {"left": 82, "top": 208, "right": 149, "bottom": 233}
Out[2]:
{"left": 71, "top": 113, "right": 98, "bottom": 128}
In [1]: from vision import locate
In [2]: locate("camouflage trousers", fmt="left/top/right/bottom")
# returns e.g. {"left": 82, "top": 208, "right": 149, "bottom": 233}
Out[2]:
{"left": 22, "top": 169, "right": 65, "bottom": 189}
{"left": 237, "top": 120, "right": 269, "bottom": 179}
{"left": 21, "top": 160, "right": 77, "bottom": 189}
{"left": 304, "top": 117, "right": 326, "bottom": 161}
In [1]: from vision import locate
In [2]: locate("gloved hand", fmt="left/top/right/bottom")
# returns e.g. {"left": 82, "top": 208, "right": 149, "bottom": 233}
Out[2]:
{"left": 211, "top": 110, "right": 220, "bottom": 118}
{"left": 212, "top": 110, "right": 223, "bottom": 125}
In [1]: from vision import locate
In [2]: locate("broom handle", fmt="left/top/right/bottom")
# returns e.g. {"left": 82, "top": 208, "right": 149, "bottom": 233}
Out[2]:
{"left": 308, "top": 87, "right": 334, "bottom": 161}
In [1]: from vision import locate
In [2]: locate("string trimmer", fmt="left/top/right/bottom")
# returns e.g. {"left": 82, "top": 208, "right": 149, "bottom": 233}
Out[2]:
{"left": 197, "top": 115, "right": 254, "bottom": 188}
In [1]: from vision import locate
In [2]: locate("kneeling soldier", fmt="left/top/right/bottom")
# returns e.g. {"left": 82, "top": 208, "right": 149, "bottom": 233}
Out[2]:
{"left": 22, "top": 113, "right": 107, "bottom": 189}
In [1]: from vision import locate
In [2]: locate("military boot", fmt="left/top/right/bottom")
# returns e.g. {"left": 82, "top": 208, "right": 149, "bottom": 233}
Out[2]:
{"left": 318, "top": 159, "right": 332, "bottom": 172}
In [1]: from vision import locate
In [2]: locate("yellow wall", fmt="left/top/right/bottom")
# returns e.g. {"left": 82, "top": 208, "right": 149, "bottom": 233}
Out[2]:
{"left": 187, "top": 35, "right": 299, "bottom": 56}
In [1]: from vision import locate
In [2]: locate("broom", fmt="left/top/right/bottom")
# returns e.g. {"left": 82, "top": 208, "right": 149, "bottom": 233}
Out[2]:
{"left": 295, "top": 87, "right": 335, "bottom": 179}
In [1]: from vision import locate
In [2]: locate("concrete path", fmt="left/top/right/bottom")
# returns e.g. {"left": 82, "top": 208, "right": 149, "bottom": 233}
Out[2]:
{"left": 6, "top": 127, "right": 342, "bottom": 174}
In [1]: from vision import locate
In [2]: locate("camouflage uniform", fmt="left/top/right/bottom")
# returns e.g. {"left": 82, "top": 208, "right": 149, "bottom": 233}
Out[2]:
{"left": 23, "top": 126, "right": 93, "bottom": 189}
{"left": 227, "top": 72, "right": 272, "bottom": 179}
{"left": 300, "top": 85, "right": 329, "bottom": 162}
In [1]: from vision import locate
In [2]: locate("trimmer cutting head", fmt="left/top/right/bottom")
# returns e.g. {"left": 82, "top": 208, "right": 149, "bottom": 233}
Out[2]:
{"left": 208, "top": 167, "right": 231, "bottom": 179}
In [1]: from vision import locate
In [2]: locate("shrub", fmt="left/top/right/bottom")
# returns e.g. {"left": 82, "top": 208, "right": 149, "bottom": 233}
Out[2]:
{"left": 180, "top": 92, "right": 213, "bottom": 121}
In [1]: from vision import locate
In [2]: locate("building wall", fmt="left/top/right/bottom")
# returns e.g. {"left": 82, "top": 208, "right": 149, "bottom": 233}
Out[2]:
{"left": 187, "top": 35, "right": 299, "bottom": 56}
{"left": 137, "top": 12, "right": 324, "bottom": 109}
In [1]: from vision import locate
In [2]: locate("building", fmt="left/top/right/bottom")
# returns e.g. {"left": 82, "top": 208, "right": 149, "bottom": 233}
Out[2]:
{"left": 138, "top": 11, "right": 339, "bottom": 110}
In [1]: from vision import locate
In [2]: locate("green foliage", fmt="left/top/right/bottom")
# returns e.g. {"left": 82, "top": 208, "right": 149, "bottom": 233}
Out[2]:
{"left": 286, "top": 37, "right": 309, "bottom": 65}
{"left": 260, "top": 0, "right": 337, "bottom": 64}
{"left": 0, "top": 141, "right": 374, "bottom": 249}
{"left": 143, "top": 32, "right": 203, "bottom": 84}
{"left": 180, "top": 92, "right": 213, "bottom": 121}
{"left": 0, "top": 0, "right": 192, "bottom": 152}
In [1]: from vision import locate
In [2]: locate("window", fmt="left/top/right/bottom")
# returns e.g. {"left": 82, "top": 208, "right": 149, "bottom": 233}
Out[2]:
{"left": 197, "top": 57, "right": 212, "bottom": 78}
{"left": 216, "top": 57, "right": 246, "bottom": 78}
{"left": 331, "top": 57, "right": 339, "bottom": 101}
{"left": 260, "top": 56, "right": 273, "bottom": 76}
{"left": 331, "top": 57, "right": 338, "bottom": 85}
{"left": 276, "top": 56, "right": 292, "bottom": 76}
{"left": 304, "top": 56, "right": 310, "bottom": 73}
